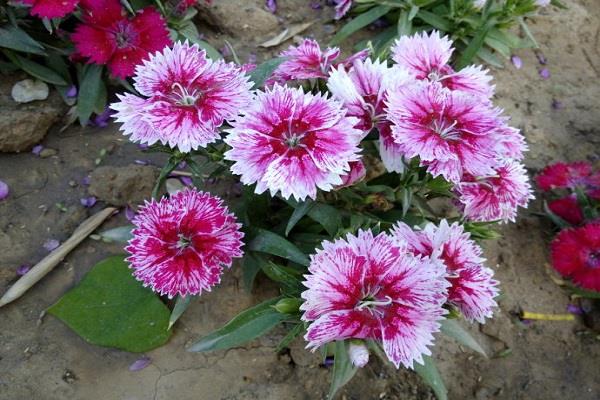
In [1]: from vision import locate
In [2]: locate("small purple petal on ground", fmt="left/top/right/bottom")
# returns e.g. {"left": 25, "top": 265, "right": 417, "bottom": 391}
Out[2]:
{"left": 219, "top": 45, "right": 232, "bottom": 57}
{"left": 567, "top": 304, "right": 583, "bottom": 315}
{"left": 551, "top": 99, "right": 563, "bottom": 110}
{"left": 43, "top": 239, "right": 60, "bottom": 252}
{"left": 129, "top": 357, "right": 152, "bottom": 372}
{"left": 539, "top": 68, "right": 551, "bottom": 79}
{"left": 511, "top": 55, "right": 523, "bottom": 69}
{"left": 0, "top": 180, "right": 9, "bottom": 200}
{"left": 81, "top": 175, "right": 91, "bottom": 186}
{"left": 180, "top": 176, "right": 193, "bottom": 186}
{"left": 17, "top": 264, "right": 31, "bottom": 276}
{"left": 310, "top": 1, "right": 322, "bottom": 9}
{"left": 535, "top": 51, "right": 547, "bottom": 65}
{"left": 138, "top": 144, "right": 149, "bottom": 151}
{"left": 134, "top": 160, "right": 149, "bottom": 165}
{"left": 32, "top": 144, "right": 44, "bottom": 156}
{"left": 92, "top": 108, "right": 113, "bottom": 128}
{"left": 66, "top": 85, "right": 78, "bottom": 98}
{"left": 520, "top": 319, "right": 533, "bottom": 326}
{"left": 125, "top": 206, "right": 136, "bottom": 221}
{"left": 247, "top": 53, "right": 257, "bottom": 64}
{"left": 266, "top": 0, "right": 277, "bottom": 13}
{"left": 80, "top": 196, "right": 97, "bottom": 208}
{"left": 323, "top": 356, "right": 334, "bottom": 367}
{"left": 178, "top": 161, "right": 187, "bottom": 169}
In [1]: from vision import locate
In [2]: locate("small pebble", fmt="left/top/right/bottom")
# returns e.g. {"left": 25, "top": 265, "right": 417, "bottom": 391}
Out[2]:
{"left": 39, "top": 148, "right": 58, "bottom": 158}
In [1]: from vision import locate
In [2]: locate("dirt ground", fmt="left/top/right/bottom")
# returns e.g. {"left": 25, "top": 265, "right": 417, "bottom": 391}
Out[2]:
{"left": 1, "top": 1, "right": 600, "bottom": 399}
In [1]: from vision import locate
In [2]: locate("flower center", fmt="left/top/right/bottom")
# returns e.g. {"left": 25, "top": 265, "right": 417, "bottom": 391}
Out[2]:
{"left": 587, "top": 250, "right": 600, "bottom": 269}
{"left": 177, "top": 234, "right": 192, "bottom": 249}
{"left": 356, "top": 295, "right": 393, "bottom": 311}
{"left": 429, "top": 117, "right": 460, "bottom": 140}
{"left": 284, "top": 132, "right": 305, "bottom": 149}
{"left": 114, "top": 21, "right": 137, "bottom": 49}
{"left": 428, "top": 70, "right": 442, "bottom": 82}
{"left": 171, "top": 82, "right": 201, "bottom": 107}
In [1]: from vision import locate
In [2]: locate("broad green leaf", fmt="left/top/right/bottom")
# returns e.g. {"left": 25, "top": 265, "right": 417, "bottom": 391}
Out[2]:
{"left": 168, "top": 295, "right": 195, "bottom": 329}
{"left": 330, "top": 5, "right": 392, "bottom": 46}
{"left": 476, "top": 47, "right": 504, "bottom": 68}
{"left": 98, "top": 225, "right": 134, "bottom": 242}
{"left": 261, "top": 261, "right": 303, "bottom": 293}
{"left": 47, "top": 256, "right": 172, "bottom": 353}
{"left": 188, "top": 297, "right": 286, "bottom": 352}
{"left": 248, "top": 228, "right": 310, "bottom": 266}
{"left": 416, "top": 10, "right": 452, "bottom": 32}
{"left": 328, "top": 341, "right": 358, "bottom": 400}
{"left": 440, "top": 319, "right": 487, "bottom": 357}
{"left": 77, "top": 64, "right": 103, "bottom": 125}
{"left": 308, "top": 203, "right": 342, "bottom": 237}
{"left": 248, "top": 57, "right": 287, "bottom": 89}
{"left": 456, "top": 24, "right": 491, "bottom": 70}
{"left": 0, "top": 26, "right": 46, "bottom": 55}
{"left": 94, "top": 80, "right": 107, "bottom": 114}
{"left": 414, "top": 355, "right": 448, "bottom": 400}
{"left": 286, "top": 200, "right": 315, "bottom": 236}
{"left": 9, "top": 53, "right": 67, "bottom": 85}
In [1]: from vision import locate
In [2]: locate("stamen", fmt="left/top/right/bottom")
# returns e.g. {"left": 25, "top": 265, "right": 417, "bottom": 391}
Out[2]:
{"left": 356, "top": 295, "right": 393, "bottom": 311}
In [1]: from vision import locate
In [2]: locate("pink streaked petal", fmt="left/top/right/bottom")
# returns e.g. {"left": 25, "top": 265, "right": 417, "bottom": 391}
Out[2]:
{"left": 449, "top": 266, "right": 499, "bottom": 323}
{"left": 391, "top": 31, "right": 453, "bottom": 78}
{"left": 110, "top": 93, "right": 159, "bottom": 145}
{"left": 305, "top": 310, "right": 372, "bottom": 350}
{"left": 446, "top": 65, "right": 495, "bottom": 99}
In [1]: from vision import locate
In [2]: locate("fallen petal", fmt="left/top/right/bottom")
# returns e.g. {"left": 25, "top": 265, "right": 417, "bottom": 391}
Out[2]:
{"left": 129, "top": 356, "right": 152, "bottom": 372}
{"left": 0, "top": 180, "right": 9, "bottom": 200}
{"left": 43, "top": 239, "right": 60, "bottom": 252}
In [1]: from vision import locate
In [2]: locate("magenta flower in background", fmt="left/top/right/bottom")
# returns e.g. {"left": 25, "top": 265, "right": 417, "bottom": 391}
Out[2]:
{"left": 224, "top": 85, "right": 362, "bottom": 201}
{"left": 392, "top": 220, "right": 499, "bottom": 323}
{"left": 391, "top": 31, "right": 494, "bottom": 99}
{"left": 111, "top": 42, "right": 252, "bottom": 152}
{"left": 457, "top": 160, "right": 534, "bottom": 223}
{"left": 386, "top": 81, "right": 502, "bottom": 183}
{"left": 301, "top": 230, "right": 448, "bottom": 368}
{"left": 126, "top": 189, "right": 244, "bottom": 298}
{"left": 536, "top": 161, "right": 600, "bottom": 191}
{"left": 72, "top": 0, "right": 172, "bottom": 79}
{"left": 548, "top": 196, "right": 584, "bottom": 225}
{"left": 21, "top": 0, "right": 79, "bottom": 19}
{"left": 269, "top": 38, "right": 369, "bottom": 83}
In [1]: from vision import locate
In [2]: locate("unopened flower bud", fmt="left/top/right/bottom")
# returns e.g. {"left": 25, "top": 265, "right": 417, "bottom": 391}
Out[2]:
{"left": 348, "top": 340, "right": 369, "bottom": 368}
{"left": 274, "top": 298, "right": 302, "bottom": 314}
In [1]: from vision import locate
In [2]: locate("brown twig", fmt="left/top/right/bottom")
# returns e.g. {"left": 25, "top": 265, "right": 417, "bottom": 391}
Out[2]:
{"left": 0, "top": 207, "right": 118, "bottom": 308}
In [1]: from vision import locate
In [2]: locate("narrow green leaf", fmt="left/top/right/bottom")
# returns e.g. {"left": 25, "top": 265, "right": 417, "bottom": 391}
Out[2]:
{"left": 94, "top": 80, "right": 107, "bottom": 114}
{"left": 416, "top": 10, "right": 452, "bottom": 32}
{"left": 570, "top": 286, "right": 600, "bottom": 299}
{"left": 476, "top": 47, "right": 504, "bottom": 68}
{"left": 242, "top": 252, "right": 263, "bottom": 290}
{"left": 286, "top": 200, "right": 315, "bottom": 236}
{"left": 261, "top": 261, "right": 303, "bottom": 293}
{"left": 77, "top": 64, "right": 103, "bottom": 125}
{"left": 330, "top": 5, "right": 392, "bottom": 45}
{"left": 397, "top": 11, "right": 412, "bottom": 37}
{"left": 455, "top": 24, "right": 491, "bottom": 70}
{"left": 440, "top": 319, "right": 487, "bottom": 357}
{"left": 47, "top": 256, "right": 172, "bottom": 353}
{"left": 10, "top": 54, "right": 67, "bottom": 85}
{"left": 98, "top": 225, "right": 134, "bottom": 243}
{"left": 542, "top": 201, "right": 570, "bottom": 229}
{"left": 518, "top": 18, "right": 539, "bottom": 49}
{"left": 0, "top": 26, "right": 46, "bottom": 55}
{"left": 168, "top": 295, "right": 195, "bottom": 330}
{"left": 188, "top": 297, "right": 286, "bottom": 352}
{"left": 276, "top": 323, "right": 304, "bottom": 352}
{"left": 196, "top": 39, "right": 223, "bottom": 61}
{"left": 328, "top": 341, "right": 358, "bottom": 400}
{"left": 414, "top": 355, "right": 448, "bottom": 400}
{"left": 308, "top": 203, "right": 342, "bottom": 237}
{"left": 248, "top": 57, "right": 287, "bottom": 89}
{"left": 248, "top": 228, "right": 310, "bottom": 266}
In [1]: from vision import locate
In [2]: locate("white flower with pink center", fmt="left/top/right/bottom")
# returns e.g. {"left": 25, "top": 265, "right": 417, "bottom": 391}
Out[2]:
{"left": 391, "top": 31, "right": 494, "bottom": 99}
{"left": 386, "top": 81, "right": 502, "bottom": 183}
{"left": 301, "top": 230, "right": 448, "bottom": 369}
{"left": 111, "top": 41, "right": 252, "bottom": 152}
{"left": 457, "top": 160, "right": 534, "bottom": 223}
{"left": 392, "top": 220, "right": 499, "bottom": 323}
{"left": 327, "top": 58, "right": 412, "bottom": 173}
{"left": 224, "top": 84, "right": 363, "bottom": 201}
{"left": 126, "top": 188, "right": 244, "bottom": 298}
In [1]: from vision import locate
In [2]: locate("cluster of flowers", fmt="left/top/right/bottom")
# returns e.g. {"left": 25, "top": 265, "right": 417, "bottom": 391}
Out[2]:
{"left": 111, "top": 32, "right": 530, "bottom": 369}
{"left": 537, "top": 161, "right": 600, "bottom": 292}
{"left": 15, "top": 0, "right": 208, "bottom": 79}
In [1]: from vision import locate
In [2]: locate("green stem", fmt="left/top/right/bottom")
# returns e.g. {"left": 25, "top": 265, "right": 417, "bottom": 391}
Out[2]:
{"left": 152, "top": 155, "right": 183, "bottom": 199}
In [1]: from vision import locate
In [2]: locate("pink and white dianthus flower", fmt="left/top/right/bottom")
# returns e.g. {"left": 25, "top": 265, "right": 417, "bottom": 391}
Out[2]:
{"left": 386, "top": 81, "right": 502, "bottom": 183}
{"left": 391, "top": 31, "right": 494, "bottom": 99}
{"left": 301, "top": 229, "right": 448, "bottom": 368}
{"left": 457, "top": 160, "right": 534, "bottom": 223}
{"left": 269, "top": 38, "right": 369, "bottom": 83}
{"left": 391, "top": 220, "right": 499, "bottom": 323}
{"left": 492, "top": 124, "right": 528, "bottom": 161}
{"left": 111, "top": 41, "right": 252, "bottom": 152}
{"left": 126, "top": 188, "right": 244, "bottom": 298}
{"left": 336, "top": 160, "right": 366, "bottom": 189}
{"left": 224, "top": 84, "right": 362, "bottom": 201}
{"left": 327, "top": 58, "right": 412, "bottom": 173}
{"left": 334, "top": 0, "right": 353, "bottom": 19}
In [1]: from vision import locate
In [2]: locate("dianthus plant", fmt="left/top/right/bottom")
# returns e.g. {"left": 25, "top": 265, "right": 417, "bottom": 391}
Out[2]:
{"left": 106, "top": 32, "right": 533, "bottom": 399}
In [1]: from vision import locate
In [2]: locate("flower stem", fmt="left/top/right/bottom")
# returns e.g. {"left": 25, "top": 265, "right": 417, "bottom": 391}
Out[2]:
{"left": 152, "top": 155, "right": 183, "bottom": 199}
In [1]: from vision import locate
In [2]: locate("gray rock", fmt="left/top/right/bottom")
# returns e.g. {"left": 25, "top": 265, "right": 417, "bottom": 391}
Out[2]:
{"left": 197, "top": 1, "right": 279, "bottom": 37}
{"left": 11, "top": 79, "right": 49, "bottom": 103}
{"left": 88, "top": 165, "right": 158, "bottom": 207}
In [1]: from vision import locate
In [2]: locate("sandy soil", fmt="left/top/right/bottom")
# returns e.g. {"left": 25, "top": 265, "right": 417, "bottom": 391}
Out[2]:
{"left": 1, "top": 1, "right": 600, "bottom": 399}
